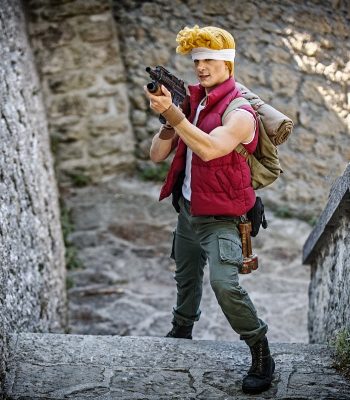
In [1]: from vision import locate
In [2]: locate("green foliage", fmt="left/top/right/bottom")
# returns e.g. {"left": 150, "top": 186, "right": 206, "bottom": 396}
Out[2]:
{"left": 331, "top": 328, "right": 350, "bottom": 378}
{"left": 60, "top": 204, "right": 84, "bottom": 270}
{"left": 139, "top": 162, "right": 169, "bottom": 182}
{"left": 69, "top": 172, "right": 92, "bottom": 187}
{"left": 66, "top": 276, "right": 75, "bottom": 290}
{"left": 50, "top": 134, "right": 60, "bottom": 155}
{"left": 60, "top": 205, "right": 74, "bottom": 240}
{"left": 275, "top": 205, "right": 293, "bottom": 219}
{"left": 65, "top": 246, "right": 83, "bottom": 270}
{"left": 276, "top": 208, "right": 318, "bottom": 226}
{"left": 305, "top": 214, "right": 318, "bottom": 226}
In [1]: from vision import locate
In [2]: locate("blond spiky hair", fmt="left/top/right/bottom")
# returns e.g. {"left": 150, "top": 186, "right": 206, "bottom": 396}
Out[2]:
{"left": 176, "top": 25, "right": 235, "bottom": 75}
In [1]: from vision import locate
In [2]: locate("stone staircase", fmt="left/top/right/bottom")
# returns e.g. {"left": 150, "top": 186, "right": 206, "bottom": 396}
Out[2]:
{"left": 2, "top": 333, "right": 350, "bottom": 399}
{"left": 63, "top": 176, "right": 312, "bottom": 343}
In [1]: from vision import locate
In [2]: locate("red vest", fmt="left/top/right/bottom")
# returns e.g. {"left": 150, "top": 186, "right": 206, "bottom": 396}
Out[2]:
{"left": 159, "top": 77, "right": 258, "bottom": 217}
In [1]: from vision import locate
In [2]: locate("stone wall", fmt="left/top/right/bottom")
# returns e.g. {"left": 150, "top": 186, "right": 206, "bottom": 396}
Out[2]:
{"left": 26, "top": 0, "right": 349, "bottom": 218}
{"left": 113, "top": 0, "right": 349, "bottom": 219}
{"left": 0, "top": 0, "right": 66, "bottom": 385}
{"left": 25, "top": 0, "right": 135, "bottom": 186}
{"left": 303, "top": 164, "right": 350, "bottom": 343}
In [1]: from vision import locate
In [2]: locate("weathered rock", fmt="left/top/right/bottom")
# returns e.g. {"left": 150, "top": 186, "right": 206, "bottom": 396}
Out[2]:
{"left": 0, "top": 0, "right": 66, "bottom": 386}
{"left": 47, "top": 71, "right": 96, "bottom": 94}
{"left": 303, "top": 164, "right": 350, "bottom": 343}
{"left": 24, "top": 0, "right": 349, "bottom": 217}
{"left": 62, "top": 176, "right": 311, "bottom": 344}
{"left": 27, "top": 0, "right": 136, "bottom": 187}
{"left": 3, "top": 333, "right": 350, "bottom": 399}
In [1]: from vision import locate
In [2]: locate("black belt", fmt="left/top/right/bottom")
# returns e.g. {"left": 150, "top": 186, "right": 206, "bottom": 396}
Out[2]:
{"left": 183, "top": 197, "right": 191, "bottom": 207}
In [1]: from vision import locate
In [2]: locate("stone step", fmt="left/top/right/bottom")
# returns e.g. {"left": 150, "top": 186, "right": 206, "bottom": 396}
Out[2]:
{"left": 2, "top": 333, "right": 350, "bottom": 399}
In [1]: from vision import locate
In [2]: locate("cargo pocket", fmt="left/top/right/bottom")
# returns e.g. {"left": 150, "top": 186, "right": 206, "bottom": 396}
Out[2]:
{"left": 218, "top": 233, "right": 243, "bottom": 266}
{"left": 170, "top": 230, "right": 176, "bottom": 260}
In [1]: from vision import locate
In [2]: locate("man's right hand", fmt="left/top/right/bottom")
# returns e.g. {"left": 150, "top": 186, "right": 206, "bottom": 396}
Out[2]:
{"left": 144, "top": 85, "right": 172, "bottom": 115}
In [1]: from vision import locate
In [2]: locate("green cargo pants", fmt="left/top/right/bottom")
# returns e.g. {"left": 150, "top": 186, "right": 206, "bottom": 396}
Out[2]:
{"left": 170, "top": 196, "right": 268, "bottom": 347}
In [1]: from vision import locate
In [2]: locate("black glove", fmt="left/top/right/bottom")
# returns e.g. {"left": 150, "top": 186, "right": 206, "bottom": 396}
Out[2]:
{"left": 247, "top": 196, "right": 268, "bottom": 237}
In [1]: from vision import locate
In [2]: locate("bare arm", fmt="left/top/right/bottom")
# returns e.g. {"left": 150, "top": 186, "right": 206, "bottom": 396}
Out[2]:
{"left": 149, "top": 129, "right": 178, "bottom": 163}
{"left": 145, "top": 85, "right": 254, "bottom": 162}
{"left": 173, "top": 110, "right": 254, "bottom": 162}
{"left": 150, "top": 112, "right": 253, "bottom": 163}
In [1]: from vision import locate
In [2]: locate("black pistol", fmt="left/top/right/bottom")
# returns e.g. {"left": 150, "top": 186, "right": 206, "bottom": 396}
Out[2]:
{"left": 146, "top": 66, "right": 186, "bottom": 124}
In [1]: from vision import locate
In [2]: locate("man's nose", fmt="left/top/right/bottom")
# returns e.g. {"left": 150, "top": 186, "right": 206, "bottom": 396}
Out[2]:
{"left": 196, "top": 60, "right": 206, "bottom": 70}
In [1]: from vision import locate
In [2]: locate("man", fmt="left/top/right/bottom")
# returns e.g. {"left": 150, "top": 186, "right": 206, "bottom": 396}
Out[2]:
{"left": 144, "top": 25, "right": 275, "bottom": 395}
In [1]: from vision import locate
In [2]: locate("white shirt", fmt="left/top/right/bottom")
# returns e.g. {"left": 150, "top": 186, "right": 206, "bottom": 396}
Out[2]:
{"left": 181, "top": 102, "right": 256, "bottom": 201}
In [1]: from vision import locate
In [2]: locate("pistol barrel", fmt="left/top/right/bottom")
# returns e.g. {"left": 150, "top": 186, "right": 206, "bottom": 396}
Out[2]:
{"left": 147, "top": 82, "right": 158, "bottom": 92}
{"left": 147, "top": 82, "right": 163, "bottom": 96}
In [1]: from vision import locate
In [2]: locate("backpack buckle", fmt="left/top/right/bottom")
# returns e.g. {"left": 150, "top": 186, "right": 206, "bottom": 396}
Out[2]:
{"left": 238, "top": 147, "right": 249, "bottom": 159}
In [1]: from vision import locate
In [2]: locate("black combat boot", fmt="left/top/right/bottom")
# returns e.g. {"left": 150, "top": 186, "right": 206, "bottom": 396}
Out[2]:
{"left": 165, "top": 320, "right": 193, "bottom": 339}
{"left": 242, "top": 336, "right": 275, "bottom": 394}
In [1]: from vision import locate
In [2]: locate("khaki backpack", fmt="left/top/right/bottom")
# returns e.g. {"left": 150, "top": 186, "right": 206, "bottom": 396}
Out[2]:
{"left": 222, "top": 97, "right": 290, "bottom": 190}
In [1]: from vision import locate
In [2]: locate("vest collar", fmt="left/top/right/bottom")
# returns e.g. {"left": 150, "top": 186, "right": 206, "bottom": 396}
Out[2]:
{"left": 188, "top": 77, "right": 239, "bottom": 114}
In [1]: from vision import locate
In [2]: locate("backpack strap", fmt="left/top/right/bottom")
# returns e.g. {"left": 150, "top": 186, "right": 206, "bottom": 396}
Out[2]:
{"left": 222, "top": 97, "right": 253, "bottom": 160}
{"left": 235, "top": 143, "right": 250, "bottom": 159}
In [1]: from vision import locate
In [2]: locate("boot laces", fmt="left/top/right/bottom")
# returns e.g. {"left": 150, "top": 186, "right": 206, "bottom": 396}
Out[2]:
{"left": 249, "top": 339, "right": 270, "bottom": 375}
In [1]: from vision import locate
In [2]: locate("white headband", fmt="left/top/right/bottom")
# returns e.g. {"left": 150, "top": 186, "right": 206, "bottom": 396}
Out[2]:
{"left": 191, "top": 47, "right": 236, "bottom": 62}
